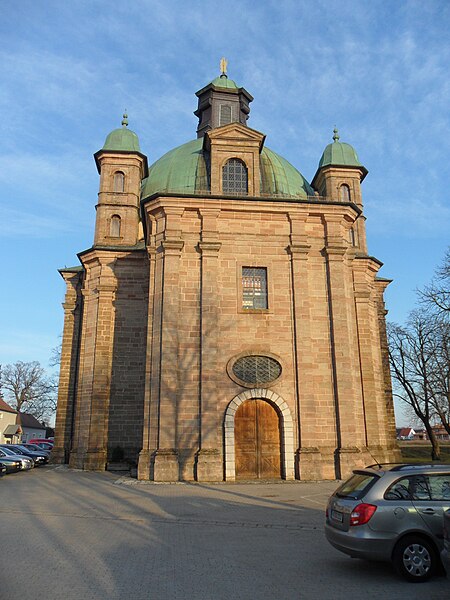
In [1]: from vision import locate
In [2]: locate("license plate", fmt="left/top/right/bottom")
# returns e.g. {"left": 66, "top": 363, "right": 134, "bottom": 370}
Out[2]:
{"left": 331, "top": 510, "right": 343, "bottom": 523}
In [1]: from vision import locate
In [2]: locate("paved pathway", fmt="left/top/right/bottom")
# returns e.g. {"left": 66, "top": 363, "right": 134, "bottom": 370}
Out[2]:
{"left": 1, "top": 467, "right": 448, "bottom": 599}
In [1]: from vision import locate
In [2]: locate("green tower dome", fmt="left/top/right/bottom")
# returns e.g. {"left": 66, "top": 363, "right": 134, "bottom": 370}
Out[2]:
{"left": 317, "top": 128, "right": 362, "bottom": 169}
{"left": 209, "top": 74, "right": 239, "bottom": 90}
{"left": 141, "top": 138, "right": 314, "bottom": 200}
{"left": 102, "top": 113, "right": 141, "bottom": 153}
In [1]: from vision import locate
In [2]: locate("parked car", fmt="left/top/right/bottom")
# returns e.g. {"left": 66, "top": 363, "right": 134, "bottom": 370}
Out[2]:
{"left": 0, "top": 462, "right": 6, "bottom": 476}
{"left": 325, "top": 463, "right": 450, "bottom": 582}
{"left": 0, "top": 448, "right": 32, "bottom": 471}
{"left": 12, "top": 444, "right": 49, "bottom": 467}
{"left": 6, "top": 444, "right": 49, "bottom": 466}
{"left": 28, "top": 438, "right": 53, "bottom": 446}
{"left": 22, "top": 443, "right": 51, "bottom": 456}
{"left": 34, "top": 442, "right": 53, "bottom": 451}
{"left": 0, "top": 456, "right": 21, "bottom": 474}
{"left": 442, "top": 508, "right": 450, "bottom": 579}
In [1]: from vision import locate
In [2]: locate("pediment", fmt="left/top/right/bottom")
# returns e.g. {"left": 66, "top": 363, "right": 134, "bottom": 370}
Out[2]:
{"left": 205, "top": 123, "right": 266, "bottom": 150}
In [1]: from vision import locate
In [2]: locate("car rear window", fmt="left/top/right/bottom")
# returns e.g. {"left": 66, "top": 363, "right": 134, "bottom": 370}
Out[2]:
{"left": 335, "top": 472, "right": 379, "bottom": 500}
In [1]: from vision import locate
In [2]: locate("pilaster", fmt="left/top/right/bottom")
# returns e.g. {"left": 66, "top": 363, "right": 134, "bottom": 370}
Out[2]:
{"left": 51, "top": 270, "right": 83, "bottom": 464}
{"left": 195, "top": 208, "right": 223, "bottom": 481}
{"left": 150, "top": 208, "right": 184, "bottom": 481}
{"left": 352, "top": 258, "right": 387, "bottom": 448}
{"left": 138, "top": 246, "right": 156, "bottom": 480}
{"left": 84, "top": 263, "right": 117, "bottom": 470}
{"left": 324, "top": 214, "right": 367, "bottom": 477}
{"left": 374, "top": 279, "right": 402, "bottom": 461}
{"left": 287, "top": 214, "right": 320, "bottom": 479}
{"left": 69, "top": 252, "right": 117, "bottom": 471}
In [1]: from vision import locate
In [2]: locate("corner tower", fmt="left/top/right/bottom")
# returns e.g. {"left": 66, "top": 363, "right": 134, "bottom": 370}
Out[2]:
{"left": 93, "top": 114, "right": 148, "bottom": 247}
{"left": 312, "top": 128, "right": 368, "bottom": 252}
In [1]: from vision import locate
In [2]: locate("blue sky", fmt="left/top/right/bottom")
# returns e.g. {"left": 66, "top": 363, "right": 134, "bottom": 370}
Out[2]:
{"left": 1, "top": 1, "right": 449, "bottom": 426}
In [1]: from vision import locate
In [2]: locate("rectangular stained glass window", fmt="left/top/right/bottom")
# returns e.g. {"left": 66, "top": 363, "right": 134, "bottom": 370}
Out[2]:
{"left": 242, "top": 267, "right": 268, "bottom": 309}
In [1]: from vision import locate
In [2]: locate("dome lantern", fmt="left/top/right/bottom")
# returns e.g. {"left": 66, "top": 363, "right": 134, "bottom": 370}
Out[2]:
{"left": 194, "top": 60, "right": 253, "bottom": 138}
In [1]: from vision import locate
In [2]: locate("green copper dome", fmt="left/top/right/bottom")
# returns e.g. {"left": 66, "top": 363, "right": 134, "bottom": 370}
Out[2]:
{"left": 141, "top": 138, "right": 314, "bottom": 199}
{"left": 142, "top": 139, "right": 207, "bottom": 197}
{"left": 103, "top": 127, "right": 141, "bottom": 152}
{"left": 102, "top": 114, "right": 141, "bottom": 153}
{"left": 210, "top": 74, "right": 239, "bottom": 90}
{"left": 318, "top": 128, "right": 362, "bottom": 169}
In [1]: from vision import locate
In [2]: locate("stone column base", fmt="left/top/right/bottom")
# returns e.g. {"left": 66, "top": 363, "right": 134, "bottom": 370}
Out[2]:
{"left": 84, "top": 449, "right": 107, "bottom": 471}
{"left": 295, "top": 447, "right": 322, "bottom": 480}
{"left": 336, "top": 446, "right": 371, "bottom": 480}
{"left": 137, "top": 449, "right": 151, "bottom": 480}
{"left": 50, "top": 446, "right": 69, "bottom": 465}
{"left": 152, "top": 449, "right": 179, "bottom": 482}
{"left": 69, "top": 448, "right": 86, "bottom": 469}
{"left": 195, "top": 449, "right": 223, "bottom": 482}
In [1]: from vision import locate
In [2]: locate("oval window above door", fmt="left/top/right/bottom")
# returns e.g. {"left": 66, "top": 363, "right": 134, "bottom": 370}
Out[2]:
{"left": 229, "top": 354, "right": 282, "bottom": 387}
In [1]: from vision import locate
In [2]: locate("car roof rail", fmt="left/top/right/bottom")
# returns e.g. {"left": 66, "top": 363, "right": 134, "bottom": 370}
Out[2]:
{"left": 365, "top": 462, "right": 450, "bottom": 471}
{"left": 390, "top": 463, "right": 450, "bottom": 471}
{"left": 365, "top": 462, "right": 405, "bottom": 470}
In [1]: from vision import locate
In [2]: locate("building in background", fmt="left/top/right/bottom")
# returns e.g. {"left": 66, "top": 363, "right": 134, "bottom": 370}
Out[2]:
{"left": 0, "top": 398, "right": 20, "bottom": 444}
{"left": 53, "top": 65, "right": 400, "bottom": 481}
{"left": 17, "top": 413, "right": 47, "bottom": 442}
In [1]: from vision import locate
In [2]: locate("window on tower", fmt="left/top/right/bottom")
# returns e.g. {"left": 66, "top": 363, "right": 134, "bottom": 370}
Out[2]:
{"left": 223, "top": 158, "right": 248, "bottom": 195}
{"left": 113, "top": 171, "right": 125, "bottom": 192}
{"left": 220, "top": 104, "right": 232, "bottom": 126}
{"left": 242, "top": 267, "right": 268, "bottom": 309}
{"left": 110, "top": 215, "right": 121, "bottom": 238}
{"left": 339, "top": 183, "right": 351, "bottom": 202}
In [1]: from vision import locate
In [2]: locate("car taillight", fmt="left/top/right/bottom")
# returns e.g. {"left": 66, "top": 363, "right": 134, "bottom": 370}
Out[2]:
{"left": 350, "top": 503, "right": 377, "bottom": 526}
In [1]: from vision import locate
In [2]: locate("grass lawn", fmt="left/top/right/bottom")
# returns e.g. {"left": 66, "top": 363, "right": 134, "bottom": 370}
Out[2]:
{"left": 400, "top": 444, "right": 450, "bottom": 463}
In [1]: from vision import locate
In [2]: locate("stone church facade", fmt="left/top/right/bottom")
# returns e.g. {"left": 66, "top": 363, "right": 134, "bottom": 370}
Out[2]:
{"left": 52, "top": 67, "right": 400, "bottom": 481}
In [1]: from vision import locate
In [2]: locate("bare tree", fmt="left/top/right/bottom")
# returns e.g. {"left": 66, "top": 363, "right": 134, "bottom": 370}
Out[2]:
{"left": 388, "top": 313, "right": 441, "bottom": 460}
{"left": 0, "top": 361, "right": 57, "bottom": 423}
{"left": 49, "top": 341, "right": 62, "bottom": 369}
{"left": 429, "top": 320, "right": 450, "bottom": 436}
{"left": 420, "top": 247, "right": 450, "bottom": 317}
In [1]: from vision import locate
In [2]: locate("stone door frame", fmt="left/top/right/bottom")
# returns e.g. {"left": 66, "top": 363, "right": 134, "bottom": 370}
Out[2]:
{"left": 224, "top": 389, "right": 295, "bottom": 481}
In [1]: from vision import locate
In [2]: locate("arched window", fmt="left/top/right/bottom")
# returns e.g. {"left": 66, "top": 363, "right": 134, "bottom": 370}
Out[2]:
{"left": 113, "top": 171, "right": 125, "bottom": 192}
{"left": 110, "top": 215, "right": 121, "bottom": 237}
{"left": 349, "top": 226, "right": 357, "bottom": 246}
{"left": 220, "top": 104, "right": 232, "bottom": 126}
{"left": 339, "top": 184, "right": 351, "bottom": 202}
{"left": 222, "top": 158, "right": 248, "bottom": 195}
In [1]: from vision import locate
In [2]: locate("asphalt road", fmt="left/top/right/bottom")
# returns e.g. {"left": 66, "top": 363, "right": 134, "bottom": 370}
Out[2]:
{"left": 1, "top": 466, "right": 448, "bottom": 599}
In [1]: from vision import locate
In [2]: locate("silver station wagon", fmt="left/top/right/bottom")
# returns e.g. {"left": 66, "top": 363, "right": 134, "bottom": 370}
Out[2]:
{"left": 325, "top": 464, "right": 450, "bottom": 582}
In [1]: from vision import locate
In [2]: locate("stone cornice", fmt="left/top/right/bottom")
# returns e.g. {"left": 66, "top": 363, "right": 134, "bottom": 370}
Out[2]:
{"left": 198, "top": 241, "right": 222, "bottom": 254}
{"left": 288, "top": 244, "right": 311, "bottom": 256}
{"left": 161, "top": 239, "right": 184, "bottom": 253}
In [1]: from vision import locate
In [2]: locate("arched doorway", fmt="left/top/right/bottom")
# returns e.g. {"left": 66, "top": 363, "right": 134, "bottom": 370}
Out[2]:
{"left": 235, "top": 399, "right": 281, "bottom": 479}
{"left": 224, "top": 388, "right": 295, "bottom": 481}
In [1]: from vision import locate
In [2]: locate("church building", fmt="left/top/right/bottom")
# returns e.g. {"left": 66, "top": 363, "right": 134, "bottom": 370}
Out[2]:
{"left": 52, "top": 64, "right": 400, "bottom": 481}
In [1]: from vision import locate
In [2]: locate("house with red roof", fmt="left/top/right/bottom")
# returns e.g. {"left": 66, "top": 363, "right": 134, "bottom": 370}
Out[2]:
{"left": 397, "top": 427, "right": 416, "bottom": 440}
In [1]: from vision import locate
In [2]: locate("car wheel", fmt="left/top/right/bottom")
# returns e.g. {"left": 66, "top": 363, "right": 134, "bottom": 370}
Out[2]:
{"left": 393, "top": 535, "right": 437, "bottom": 582}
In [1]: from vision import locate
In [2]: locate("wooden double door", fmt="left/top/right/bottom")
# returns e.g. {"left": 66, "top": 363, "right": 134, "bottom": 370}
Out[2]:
{"left": 235, "top": 399, "right": 282, "bottom": 479}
